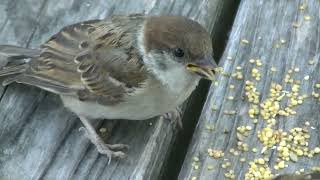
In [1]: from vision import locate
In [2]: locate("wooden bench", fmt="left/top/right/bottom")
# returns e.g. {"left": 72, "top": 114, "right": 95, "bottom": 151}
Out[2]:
{"left": 179, "top": 0, "right": 320, "bottom": 179}
{"left": 0, "top": 0, "right": 236, "bottom": 179}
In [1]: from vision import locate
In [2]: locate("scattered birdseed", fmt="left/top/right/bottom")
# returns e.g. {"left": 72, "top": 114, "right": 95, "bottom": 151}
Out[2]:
{"left": 233, "top": 150, "right": 240, "bottom": 156}
{"left": 225, "top": 170, "right": 235, "bottom": 179}
{"left": 212, "top": 105, "right": 218, "bottom": 111}
{"left": 245, "top": 81, "right": 260, "bottom": 104}
{"left": 206, "top": 124, "right": 215, "bottom": 131}
{"left": 207, "top": 165, "right": 214, "bottom": 170}
{"left": 292, "top": 22, "right": 300, "bottom": 28}
{"left": 251, "top": 68, "right": 261, "bottom": 81}
{"left": 299, "top": 4, "right": 306, "bottom": 10}
{"left": 312, "top": 166, "right": 320, "bottom": 172}
{"left": 245, "top": 160, "right": 273, "bottom": 179}
{"left": 99, "top": 128, "right": 107, "bottom": 133}
{"left": 208, "top": 149, "right": 224, "bottom": 159}
{"left": 308, "top": 60, "right": 315, "bottom": 65}
{"left": 208, "top": 56, "right": 320, "bottom": 178}
{"left": 222, "top": 161, "right": 231, "bottom": 169}
{"left": 241, "top": 39, "right": 250, "bottom": 44}
{"left": 304, "top": 15, "right": 311, "bottom": 21}
{"left": 289, "top": 152, "right": 298, "bottom": 162}
{"left": 193, "top": 157, "right": 200, "bottom": 162}
{"left": 305, "top": 121, "right": 310, "bottom": 126}
{"left": 252, "top": 148, "right": 258, "bottom": 153}
{"left": 224, "top": 110, "right": 236, "bottom": 115}
{"left": 256, "top": 59, "right": 262, "bottom": 66}
{"left": 304, "top": 75, "right": 310, "bottom": 80}
{"left": 237, "top": 141, "right": 249, "bottom": 152}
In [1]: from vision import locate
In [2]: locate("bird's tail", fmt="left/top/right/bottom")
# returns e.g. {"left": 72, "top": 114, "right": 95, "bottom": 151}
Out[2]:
{"left": 0, "top": 45, "right": 40, "bottom": 84}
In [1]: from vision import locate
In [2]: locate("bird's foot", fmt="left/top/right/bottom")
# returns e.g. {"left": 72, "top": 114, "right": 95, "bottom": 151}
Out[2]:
{"left": 79, "top": 127, "right": 129, "bottom": 164}
{"left": 78, "top": 117, "right": 129, "bottom": 164}
{"left": 162, "top": 107, "right": 183, "bottom": 129}
{"left": 96, "top": 143, "right": 129, "bottom": 164}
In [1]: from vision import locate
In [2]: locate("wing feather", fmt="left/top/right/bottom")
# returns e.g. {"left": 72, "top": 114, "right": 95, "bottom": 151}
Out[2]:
{"left": 14, "top": 15, "right": 147, "bottom": 105}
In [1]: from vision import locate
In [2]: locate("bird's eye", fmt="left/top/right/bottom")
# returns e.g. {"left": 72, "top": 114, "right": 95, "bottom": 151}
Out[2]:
{"left": 174, "top": 48, "right": 184, "bottom": 58}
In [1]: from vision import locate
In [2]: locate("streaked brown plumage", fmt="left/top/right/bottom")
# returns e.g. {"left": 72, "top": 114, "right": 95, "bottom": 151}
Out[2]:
{"left": 0, "top": 14, "right": 216, "bottom": 163}
{"left": 3, "top": 16, "right": 148, "bottom": 105}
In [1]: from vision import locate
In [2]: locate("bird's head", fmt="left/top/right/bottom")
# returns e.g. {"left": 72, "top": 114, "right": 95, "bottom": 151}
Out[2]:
{"left": 140, "top": 16, "right": 217, "bottom": 81}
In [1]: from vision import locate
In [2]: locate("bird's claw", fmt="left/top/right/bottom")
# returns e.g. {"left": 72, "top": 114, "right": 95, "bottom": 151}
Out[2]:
{"left": 97, "top": 144, "right": 128, "bottom": 165}
{"left": 79, "top": 124, "right": 129, "bottom": 164}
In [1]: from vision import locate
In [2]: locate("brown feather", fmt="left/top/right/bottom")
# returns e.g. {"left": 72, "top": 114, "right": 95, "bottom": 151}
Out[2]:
{"left": 143, "top": 16, "right": 212, "bottom": 61}
{"left": 1, "top": 15, "right": 148, "bottom": 105}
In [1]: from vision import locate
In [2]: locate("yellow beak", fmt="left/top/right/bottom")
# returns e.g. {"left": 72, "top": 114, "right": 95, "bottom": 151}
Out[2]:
{"left": 186, "top": 57, "right": 217, "bottom": 81}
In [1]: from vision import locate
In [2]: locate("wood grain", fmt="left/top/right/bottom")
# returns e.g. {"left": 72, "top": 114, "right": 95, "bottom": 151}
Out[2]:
{"left": 0, "top": 0, "right": 235, "bottom": 179}
{"left": 179, "top": 0, "right": 320, "bottom": 179}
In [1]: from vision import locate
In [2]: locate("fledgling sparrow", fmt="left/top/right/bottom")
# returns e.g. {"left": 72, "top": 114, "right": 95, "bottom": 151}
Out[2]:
{"left": 0, "top": 14, "right": 217, "bottom": 163}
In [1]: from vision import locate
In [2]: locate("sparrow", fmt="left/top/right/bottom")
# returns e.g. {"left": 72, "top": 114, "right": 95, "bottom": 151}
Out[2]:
{"left": 0, "top": 14, "right": 217, "bottom": 163}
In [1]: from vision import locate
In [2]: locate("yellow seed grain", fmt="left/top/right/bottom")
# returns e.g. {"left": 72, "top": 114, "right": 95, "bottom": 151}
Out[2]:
{"left": 304, "top": 16, "right": 311, "bottom": 21}
{"left": 257, "top": 158, "right": 265, "bottom": 165}
{"left": 309, "top": 60, "right": 315, "bottom": 65}
{"left": 278, "top": 161, "right": 285, "bottom": 169}
{"left": 193, "top": 157, "right": 200, "bottom": 162}
{"left": 241, "top": 39, "right": 250, "bottom": 44}
{"left": 292, "top": 22, "right": 300, "bottom": 28}
{"left": 252, "top": 148, "right": 258, "bottom": 153}
{"left": 299, "top": 4, "right": 306, "bottom": 10}
{"left": 207, "top": 165, "right": 214, "bottom": 170}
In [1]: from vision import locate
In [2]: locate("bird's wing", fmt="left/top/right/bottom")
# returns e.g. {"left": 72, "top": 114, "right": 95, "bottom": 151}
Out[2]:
{"left": 8, "top": 15, "right": 148, "bottom": 105}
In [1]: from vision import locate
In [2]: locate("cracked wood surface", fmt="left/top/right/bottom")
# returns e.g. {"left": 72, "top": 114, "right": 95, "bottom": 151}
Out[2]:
{"left": 0, "top": 0, "right": 234, "bottom": 179}
{"left": 179, "top": 0, "right": 320, "bottom": 179}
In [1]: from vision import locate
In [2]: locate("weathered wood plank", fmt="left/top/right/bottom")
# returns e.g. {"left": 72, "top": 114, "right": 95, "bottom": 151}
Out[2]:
{"left": 0, "top": 0, "right": 235, "bottom": 179}
{"left": 179, "top": 0, "right": 320, "bottom": 179}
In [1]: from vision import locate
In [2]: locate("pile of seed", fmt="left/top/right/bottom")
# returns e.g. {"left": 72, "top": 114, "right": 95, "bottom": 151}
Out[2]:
{"left": 196, "top": 4, "right": 320, "bottom": 180}
{"left": 205, "top": 53, "right": 319, "bottom": 180}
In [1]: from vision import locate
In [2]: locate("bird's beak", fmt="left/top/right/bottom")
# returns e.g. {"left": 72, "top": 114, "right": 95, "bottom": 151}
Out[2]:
{"left": 186, "top": 56, "right": 217, "bottom": 81}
